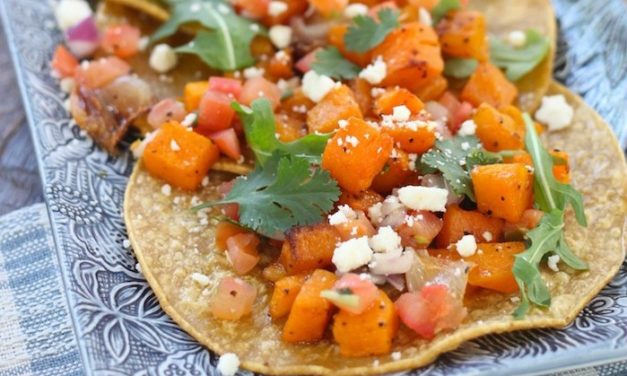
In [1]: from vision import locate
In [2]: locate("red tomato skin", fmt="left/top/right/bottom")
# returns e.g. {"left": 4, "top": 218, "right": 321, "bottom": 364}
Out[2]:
{"left": 450, "top": 102, "right": 474, "bottom": 133}
{"left": 239, "top": 77, "right": 282, "bottom": 110}
{"left": 73, "top": 57, "right": 131, "bottom": 88}
{"left": 209, "top": 77, "right": 243, "bottom": 100}
{"left": 210, "top": 277, "right": 257, "bottom": 320}
{"left": 226, "top": 233, "right": 261, "bottom": 275}
{"left": 332, "top": 273, "right": 379, "bottom": 314}
{"left": 101, "top": 24, "right": 141, "bottom": 58}
{"left": 295, "top": 50, "right": 317, "bottom": 73}
{"left": 209, "top": 128, "right": 242, "bottom": 160}
{"left": 196, "top": 90, "right": 236, "bottom": 135}
{"left": 51, "top": 45, "right": 79, "bottom": 78}
{"left": 395, "top": 210, "right": 443, "bottom": 248}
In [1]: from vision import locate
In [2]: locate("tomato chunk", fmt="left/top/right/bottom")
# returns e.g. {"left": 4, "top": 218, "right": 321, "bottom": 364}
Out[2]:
{"left": 210, "top": 277, "right": 257, "bottom": 320}
{"left": 197, "top": 90, "right": 236, "bottom": 135}
{"left": 239, "top": 77, "right": 281, "bottom": 110}
{"left": 147, "top": 99, "right": 186, "bottom": 129}
{"left": 395, "top": 210, "right": 443, "bottom": 248}
{"left": 74, "top": 56, "right": 131, "bottom": 89}
{"left": 209, "top": 128, "right": 242, "bottom": 160}
{"left": 101, "top": 24, "right": 141, "bottom": 58}
{"left": 226, "top": 233, "right": 261, "bottom": 275}
{"left": 51, "top": 45, "right": 78, "bottom": 78}
{"left": 209, "top": 76, "right": 242, "bottom": 100}
{"left": 321, "top": 273, "right": 378, "bottom": 314}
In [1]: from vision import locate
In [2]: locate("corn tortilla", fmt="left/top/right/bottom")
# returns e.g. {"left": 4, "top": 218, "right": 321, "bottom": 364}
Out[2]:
{"left": 124, "top": 81, "right": 627, "bottom": 375}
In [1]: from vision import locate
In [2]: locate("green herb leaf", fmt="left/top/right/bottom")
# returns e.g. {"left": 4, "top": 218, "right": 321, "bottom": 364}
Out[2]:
{"left": 444, "top": 58, "right": 478, "bottom": 79}
{"left": 431, "top": 0, "right": 461, "bottom": 25}
{"left": 490, "top": 29, "right": 550, "bottom": 81}
{"left": 344, "top": 8, "right": 400, "bottom": 53}
{"left": 152, "top": 1, "right": 262, "bottom": 71}
{"left": 232, "top": 99, "right": 333, "bottom": 166}
{"left": 466, "top": 149, "right": 502, "bottom": 171}
{"left": 211, "top": 153, "right": 340, "bottom": 237}
{"left": 311, "top": 47, "right": 361, "bottom": 80}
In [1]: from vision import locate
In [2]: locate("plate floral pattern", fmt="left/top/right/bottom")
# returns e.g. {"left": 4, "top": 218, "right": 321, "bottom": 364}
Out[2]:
{"left": 1, "top": 0, "right": 625, "bottom": 375}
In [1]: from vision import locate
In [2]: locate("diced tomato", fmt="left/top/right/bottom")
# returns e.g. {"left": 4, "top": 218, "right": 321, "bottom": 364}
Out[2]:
{"left": 226, "top": 233, "right": 261, "bottom": 275}
{"left": 209, "top": 128, "right": 242, "bottom": 160}
{"left": 209, "top": 77, "right": 242, "bottom": 100}
{"left": 332, "top": 210, "right": 376, "bottom": 241}
{"left": 321, "top": 273, "right": 379, "bottom": 314}
{"left": 232, "top": 0, "right": 269, "bottom": 19}
{"left": 295, "top": 49, "right": 318, "bottom": 73}
{"left": 147, "top": 99, "right": 187, "bottom": 129}
{"left": 395, "top": 284, "right": 466, "bottom": 339}
{"left": 210, "top": 277, "right": 257, "bottom": 320}
{"left": 101, "top": 24, "right": 141, "bottom": 58}
{"left": 395, "top": 210, "right": 443, "bottom": 248}
{"left": 438, "top": 92, "right": 473, "bottom": 133}
{"left": 51, "top": 45, "right": 78, "bottom": 78}
{"left": 217, "top": 180, "right": 239, "bottom": 221}
{"left": 309, "top": 0, "right": 348, "bottom": 17}
{"left": 215, "top": 221, "right": 249, "bottom": 251}
{"left": 74, "top": 57, "right": 131, "bottom": 89}
{"left": 239, "top": 77, "right": 281, "bottom": 110}
{"left": 196, "top": 90, "right": 236, "bottom": 136}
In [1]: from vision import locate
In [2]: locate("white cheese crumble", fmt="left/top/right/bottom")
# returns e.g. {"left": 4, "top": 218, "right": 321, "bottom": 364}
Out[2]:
{"left": 59, "top": 77, "right": 75, "bottom": 93}
{"left": 328, "top": 205, "right": 357, "bottom": 225}
{"left": 482, "top": 231, "right": 493, "bottom": 242}
{"left": 458, "top": 120, "right": 477, "bottom": 136}
{"left": 243, "top": 66, "right": 265, "bottom": 79}
{"left": 369, "top": 247, "right": 414, "bottom": 275}
{"left": 507, "top": 30, "right": 527, "bottom": 48}
{"left": 369, "top": 226, "right": 402, "bottom": 253}
{"left": 344, "top": 3, "right": 368, "bottom": 18}
{"left": 217, "top": 353, "right": 240, "bottom": 376}
{"left": 201, "top": 176, "right": 210, "bottom": 187}
{"left": 122, "top": 239, "right": 131, "bottom": 248}
{"left": 191, "top": 272, "right": 210, "bottom": 286}
{"left": 332, "top": 237, "right": 374, "bottom": 273}
{"left": 55, "top": 0, "right": 92, "bottom": 31}
{"left": 397, "top": 186, "right": 448, "bottom": 212}
{"left": 418, "top": 7, "right": 432, "bottom": 27}
{"left": 391, "top": 351, "right": 402, "bottom": 361}
{"left": 392, "top": 105, "right": 411, "bottom": 122}
{"left": 170, "top": 139, "right": 181, "bottom": 151}
{"left": 161, "top": 184, "right": 172, "bottom": 196}
{"left": 456, "top": 235, "right": 477, "bottom": 257}
{"left": 535, "top": 95, "right": 574, "bottom": 131}
{"left": 149, "top": 44, "right": 178, "bottom": 73}
{"left": 359, "top": 56, "right": 387, "bottom": 85}
{"left": 131, "top": 130, "right": 159, "bottom": 159}
{"left": 368, "top": 195, "right": 405, "bottom": 227}
{"left": 302, "top": 71, "right": 336, "bottom": 102}
{"left": 547, "top": 254, "right": 561, "bottom": 272}
{"left": 138, "top": 36, "right": 149, "bottom": 52}
{"left": 181, "top": 113, "right": 197, "bottom": 127}
{"left": 268, "top": 1, "right": 288, "bottom": 16}
{"left": 269, "top": 25, "right": 292, "bottom": 49}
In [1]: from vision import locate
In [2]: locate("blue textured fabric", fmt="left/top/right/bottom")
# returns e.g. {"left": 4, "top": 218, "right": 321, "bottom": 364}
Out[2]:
{"left": 0, "top": 204, "right": 84, "bottom": 376}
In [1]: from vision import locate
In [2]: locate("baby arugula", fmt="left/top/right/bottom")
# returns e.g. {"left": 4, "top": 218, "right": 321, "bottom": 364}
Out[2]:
{"left": 512, "top": 114, "right": 588, "bottom": 318}
{"left": 344, "top": 8, "right": 400, "bottom": 53}
{"left": 490, "top": 29, "right": 550, "bottom": 81}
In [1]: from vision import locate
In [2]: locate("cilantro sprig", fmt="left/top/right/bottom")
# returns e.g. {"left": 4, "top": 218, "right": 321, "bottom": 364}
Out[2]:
{"left": 512, "top": 114, "right": 587, "bottom": 318}
{"left": 344, "top": 8, "right": 400, "bottom": 53}
{"left": 232, "top": 99, "right": 332, "bottom": 166}
{"left": 490, "top": 29, "right": 550, "bottom": 81}
{"left": 311, "top": 47, "right": 361, "bottom": 80}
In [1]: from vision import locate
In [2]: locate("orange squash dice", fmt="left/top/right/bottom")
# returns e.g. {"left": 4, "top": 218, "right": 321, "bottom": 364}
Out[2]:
{"left": 381, "top": 122, "right": 436, "bottom": 154}
{"left": 471, "top": 164, "right": 534, "bottom": 222}
{"left": 183, "top": 81, "right": 209, "bottom": 111}
{"left": 328, "top": 24, "right": 371, "bottom": 66}
{"left": 270, "top": 274, "right": 308, "bottom": 319}
{"left": 279, "top": 223, "right": 341, "bottom": 275}
{"left": 322, "top": 117, "right": 394, "bottom": 193}
{"left": 143, "top": 122, "right": 220, "bottom": 190}
{"left": 371, "top": 149, "right": 414, "bottom": 194}
{"left": 374, "top": 88, "right": 424, "bottom": 115}
{"left": 473, "top": 103, "right": 524, "bottom": 151}
{"left": 337, "top": 189, "right": 384, "bottom": 212}
{"left": 215, "top": 221, "right": 250, "bottom": 252}
{"left": 373, "top": 22, "right": 444, "bottom": 93}
{"left": 460, "top": 62, "right": 518, "bottom": 108}
{"left": 282, "top": 269, "right": 337, "bottom": 343}
{"left": 435, "top": 204, "right": 504, "bottom": 248}
{"left": 350, "top": 78, "right": 374, "bottom": 117}
{"left": 437, "top": 10, "right": 488, "bottom": 61}
{"left": 307, "top": 85, "right": 363, "bottom": 134}
{"left": 503, "top": 151, "right": 532, "bottom": 166}
{"left": 413, "top": 74, "right": 448, "bottom": 102}
{"left": 332, "top": 289, "right": 399, "bottom": 357}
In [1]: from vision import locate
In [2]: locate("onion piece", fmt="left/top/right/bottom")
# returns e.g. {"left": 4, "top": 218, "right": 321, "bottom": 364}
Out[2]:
{"left": 425, "top": 101, "right": 449, "bottom": 122}
{"left": 65, "top": 16, "right": 99, "bottom": 58}
{"left": 369, "top": 248, "right": 415, "bottom": 275}
{"left": 405, "top": 250, "right": 469, "bottom": 299}
{"left": 290, "top": 17, "right": 334, "bottom": 44}
{"left": 386, "top": 274, "right": 406, "bottom": 291}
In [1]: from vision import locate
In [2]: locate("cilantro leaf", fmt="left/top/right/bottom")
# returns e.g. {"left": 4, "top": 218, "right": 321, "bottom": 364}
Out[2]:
{"left": 311, "top": 47, "right": 361, "bottom": 80}
{"left": 490, "top": 29, "right": 550, "bottom": 81}
{"left": 444, "top": 58, "right": 478, "bottom": 79}
{"left": 232, "top": 99, "right": 333, "bottom": 166}
{"left": 210, "top": 153, "right": 340, "bottom": 237}
{"left": 466, "top": 149, "right": 502, "bottom": 171}
{"left": 344, "top": 8, "right": 400, "bottom": 53}
{"left": 431, "top": 0, "right": 461, "bottom": 25}
{"left": 152, "top": 1, "right": 262, "bottom": 71}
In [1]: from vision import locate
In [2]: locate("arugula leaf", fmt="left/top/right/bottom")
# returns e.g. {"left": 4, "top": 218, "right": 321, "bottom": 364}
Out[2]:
{"left": 490, "top": 29, "right": 550, "bottom": 81}
{"left": 344, "top": 8, "right": 400, "bottom": 53}
{"left": 152, "top": 1, "right": 262, "bottom": 71}
{"left": 206, "top": 153, "right": 340, "bottom": 237}
{"left": 311, "top": 47, "right": 361, "bottom": 80}
{"left": 431, "top": 0, "right": 461, "bottom": 25}
{"left": 444, "top": 58, "right": 478, "bottom": 79}
{"left": 232, "top": 99, "right": 333, "bottom": 166}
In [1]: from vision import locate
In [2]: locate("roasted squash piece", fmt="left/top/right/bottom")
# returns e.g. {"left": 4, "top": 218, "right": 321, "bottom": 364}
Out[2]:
{"left": 270, "top": 274, "right": 308, "bottom": 320}
{"left": 337, "top": 189, "right": 384, "bottom": 212}
{"left": 473, "top": 103, "right": 524, "bottom": 151}
{"left": 371, "top": 149, "right": 414, "bottom": 194}
{"left": 184, "top": 81, "right": 209, "bottom": 111}
{"left": 279, "top": 223, "right": 341, "bottom": 275}
{"left": 437, "top": 10, "right": 489, "bottom": 61}
{"left": 374, "top": 87, "right": 424, "bottom": 115}
{"left": 307, "top": 85, "right": 363, "bottom": 134}
{"left": 460, "top": 62, "right": 517, "bottom": 108}
{"left": 328, "top": 24, "right": 371, "bottom": 66}
{"left": 435, "top": 204, "right": 504, "bottom": 248}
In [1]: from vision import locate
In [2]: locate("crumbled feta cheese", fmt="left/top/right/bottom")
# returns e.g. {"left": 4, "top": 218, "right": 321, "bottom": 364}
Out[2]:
{"left": 55, "top": 0, "right": 92, "bottom": 31}
{"left": 456, "top": 235, "right": 477, "bottom": 257}
{"left": 392, "top": 105, "right": 411, "bottom": 122}
{"left": 191, "top": 272, "right": 210, "bottom": 286}
{"left": 63, "top": 98, "right": 71, "bottom": 112}
{"left": 59, "top": 77, "right": 75, "bottom": 93}
{"left": 418, "top": 7, "right": 432, "bottom": 27}
{"left": 535, "top": 95, "right": 574, "bottom": 131}
{"left": 135, "top": 263, "right": 142, "bottom": 273}
{"left": 268, "top": 1, "right": 288, "bottom": 16}
{"left": 269, "top": 25, "right": 292, "bottom": 49}
{"left": 371, "top": 87, "right": 386, "bottom": 97}
{"left": 458, "top": 120, "right": 477, "bottom": 136}
{"left": 170, "top": 139, "right": 181, "bottom": 151}
{"left": 122, "top": 239, "right": 131, "bottom": 248}
{"left": 507, "top": 30, "right": 527, "bottom": 48}
{"left": 243, "top": 66, "right": 265, "bottom": 79}
{"left": 547, "top": 254, "right": 560, "bottom": 272}
{"left": 181, "top": 113, "right": 197, "bottom": 127}
{"left": 302, "top": 71, "right": 336, "bottom": 102}
{"left": 131, "top": 130, "right": 159, "bottom": 158}
{"left": 368, "top": 195, "right": 406, "bottom": 227}
{"left": 345, "top": 136, "right": 359, "bottom": 147}
{"left": 482, "top": 231, "right": 493, "bottom": 242}
{"left": 460, "top": 141, "right": 471, "bottom": 151}
{"left": 344, "top": 3, "right": 368, "bottom": 18}
{"left": 369, "top": 247, "right": 414, "bottom": 275}
{"left": 328, "top": 205, "right": 357, "bottom": 225}
{"left": 391, "top": 351, "right": 402, "bottom": 361}
{"left": 338, "top": 119, "right": 348, "bottom": 128}
{"left": 397, "top": 186, "right": 448, "bottom": 212}
{"left": 359, "top": 56, "right": 387, "bottom": 85}
{"left": 332, "top": 237, "right": 374, "bottom": 273}
{"left": 138, "top": 36, "right": 149, "bottom": 52}
{"left": 161, "top": 184, "right": 172, "bottom": 196}
{"left": 217, "top": 353, "right": 240, "bottom": 376}
{"left": 201, "top": 176, "right": 210, "bottom": 187}
{"left": 149, "top": 44, "right": 178, "bottom": 73}
{"left": 369, "top": 226, "right": 402, "bottom": 253}
{"left": 217, "top": 3, "right": 230, "bottom": 14}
